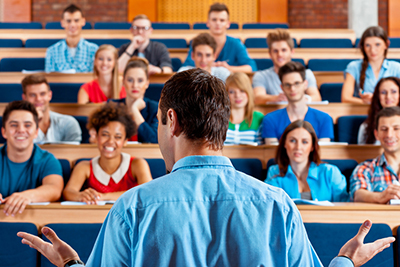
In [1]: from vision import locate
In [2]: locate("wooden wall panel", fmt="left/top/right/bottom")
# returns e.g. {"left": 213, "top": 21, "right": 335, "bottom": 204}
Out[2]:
{"left": 259, "top": 0, "right": 287, "bottom": 23}
{"left": 2, "top": 0, "right": 31, "bottom": 22}
{"left": 389, "top": 0, "right": 400, "bottom": 36}
{"left": 128, "top": 0, "right": 157, "bottom": 22}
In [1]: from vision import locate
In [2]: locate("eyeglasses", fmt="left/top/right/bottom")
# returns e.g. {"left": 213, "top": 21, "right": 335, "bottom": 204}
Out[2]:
{"left": 282, "top": 81, "right": 304, "bottom": 90}
{"left": 132, "top": 26, "right": 151, "bottom": 31}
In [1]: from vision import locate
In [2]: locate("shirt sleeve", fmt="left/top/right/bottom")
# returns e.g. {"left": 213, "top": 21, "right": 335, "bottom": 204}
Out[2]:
{"left": 86, "top": 208, "right": 132, "bottom": 266}
{"left": 182, "top": 45, "right": 195, "bottom": 67}
{"left": 156, "top": 43, "right": 172, "bottom": 69}
{"left": 265, "top": 165, "right": 280, "bottom": 185}
{"left": 40, "top": 153, "right": 63, "bottom": 182}
{"left": 328, "top": 256, "right": 354, "bottom": 267}
{"left": 305, "top": 69, "right": 317, "bottom": 88}
{"left": 45, "top": 47, "right": 55, "bottom": 73}
{"left": 231, "top": 39, "right": 257, "bottom": 71}
{"left": 329, "top": 165, "right": 350, "bottom": 202}
{"left": 349, "top": 162, "right": 372, "bottom": 201}
{"left": 344, "top": 60, "right": 360, "bottom": 80}
{"left": 252, "top": 71, "right": 267, "bottom": 89}
{"left": 318, "top": 113, "right": 334, "bottom": 139}
{"left": 62, "top": 116, "right": 82, "bottom": 142}
{"left": 261, "top": 113, "right": 277, "bottom": 138}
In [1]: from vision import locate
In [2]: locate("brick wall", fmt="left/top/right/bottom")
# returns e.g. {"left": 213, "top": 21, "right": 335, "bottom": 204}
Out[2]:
{"left": 32, "top": 0, "right": 128, "bottom": 26}
{"left": 288, "top": 0, "right": 348, "bottom": 28}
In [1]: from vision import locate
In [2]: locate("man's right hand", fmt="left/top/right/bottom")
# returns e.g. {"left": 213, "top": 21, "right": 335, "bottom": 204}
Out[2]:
{"left": 18, "top": 227, "right": 81, "bottom": 267}
{"left": 36, "top": 107, "right": 44, "bottom": 121}
{"left": 126, "top": 36, "right": 145, "bottom": 54}
{"left": 378, "top": 184, "right": 400, "bottom": 204}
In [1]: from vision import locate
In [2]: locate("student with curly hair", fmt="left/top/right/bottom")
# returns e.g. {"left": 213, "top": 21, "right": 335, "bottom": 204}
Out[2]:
{"left": 63, "top": 102, "right": 152, "bottom": 204}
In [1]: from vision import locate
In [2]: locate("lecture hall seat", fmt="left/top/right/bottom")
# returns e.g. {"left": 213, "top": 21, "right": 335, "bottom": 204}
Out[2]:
{"left": 145, "top": 83, "right": 164, "bottom": 102}
{"left": 171, "top": 57, "right": 182, "bottom": 72}
{"left": 242, "top": 23, "right": 289, "bottom": 29}
{"left": 300, "top": 38, "right": 353, "bottom": 48}
{"left": 307, "top": 59, "right": 353, "bottom": 72}
{"left": 150, "top": 38, "right": 187, "bottom": 48}
{"left": 0, "top": 22, "right": 42, "bottom": 29}
{"left": 336, "top": 115, "right": 368, "bottom": 144}
{"left": 0, "top": 84, "right": 23, "bottom": 102}
{"left": 86, "top": 38, "right": 131, "bottom": 48}
{"left": 41, "top": 223, "right": 102, "bottom": 267}
{"left": 49, "top": 83, "right": 83, "bottom": 103}
{"left": 230, "top": 158, "right": 263, "bottom": 180}
{"left": 253, "top": 58, "right": 304, "bottom": 71}
{"left": 242, "top": 37, "right": 298, "bottom": 48}
{"left": 305, "top": 222, "right": 393, "bottom": 267}
{"left": 0, "top": 222, "right": 37, "bottom": 267}
{"left": 0, "top": 39, "right": 23, "bottom": 48}
{"left": 319, "top": 83, "right": 343, "bottom": 103}
{"left": 0, "top": 58, "right": 45, "bottom": 72}
{"left": 25, "top": 39, "right": 62, "bottom": 48}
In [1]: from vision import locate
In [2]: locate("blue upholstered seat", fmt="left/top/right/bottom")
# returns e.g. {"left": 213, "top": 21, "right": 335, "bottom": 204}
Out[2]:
{"left": 0, "top": 22, "right": 42, "bottom": 29}
{"left": 336, "top": 115, "right": 368, "bottom": 144}
{"left": 0, "top": 39, "right": 23, "bottom": 48}
{"left": 171, "top": 57, "right": 182, "bottom": 72}
{"left": 230, "top": 158, "right": 263, "bottom": 180}
{"left": 0, "top": 222, "right": 37, "bottom": 267}
{"left": 145, "top": 83, "right": 164, "bottom": 102}
{"left": 0, "top": 57, "right": 45, "bottom": 72}
{"left": 300, "top": 38, "right": 353, "bottom": 48}
{"left": 25, "top": 39, "right": 62, "bottom": 48}
{"left": 319, "top": 83, "right": 343, "bottom": 103}
{"left": 86, "top": 38, "right": 131, "bottom": 48}
{"left": 48, "top": 83, "right": 83, "bottom": 103}
{"left": 150, "top": 38, "right": 187, "bottom": 48}
{"left": 308, "top": 59, "right": 353, "bottom": 72}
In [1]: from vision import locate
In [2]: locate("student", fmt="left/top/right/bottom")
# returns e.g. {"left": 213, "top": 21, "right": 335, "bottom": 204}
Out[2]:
{"left": 178, "top": 33, "right": 230, "bottom": 82}
{"left": 63, "top": 103, "right": 152, "bottom": 204}
{"left": 262, "top": 62, "right": 334, "bottom": 144}
{"left": 253, "top": 29, "right": 321, "bottom": 104}
{"left": 266, "top": 120, "right": 348, "bottom": 202}
{"left": 18, "top": 69, "right": 394, "bottom": 267}
{"left": 111, "top": 57, "right": 158, "bottom": 143}
{"left": 45, "top": 4, "right": 98, "bottom": 73}
{"left": 351, "top": 106, "right": 400, "bottom": 203}
{"left": 182, "top": 3, "right": 256, "bottom": 72}
{"left": 21, "top": 74, "right": 82, "bottom": 144}
{"left": 78, "top": 45, "right": 126, "bottom": 103}
{"left": 0, "top": 101, "right": 63, "bottom": 216}
{"left": 358, "top": 77, "right": 400, "bottom": 144}
{"left": 225, "top": 72, "right": 263, "bottom": 145}
{"left": 342, "top": 26, "right": 400, "bottom": 104}
{"left": 118, "top": 14, "right": 173, "bottom": 74}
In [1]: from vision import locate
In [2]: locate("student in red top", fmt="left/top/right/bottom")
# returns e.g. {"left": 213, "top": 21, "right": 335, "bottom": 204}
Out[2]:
{"left": 78, "top": 45, "right": 126, "bottom": 103}
{"left": 63, "top": 102, "right": 152, "bottom": 204}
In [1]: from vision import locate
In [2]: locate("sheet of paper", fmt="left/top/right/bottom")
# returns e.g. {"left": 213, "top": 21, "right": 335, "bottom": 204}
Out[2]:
{"left": 293, "top": 199, "right": 334, "bottom": 206}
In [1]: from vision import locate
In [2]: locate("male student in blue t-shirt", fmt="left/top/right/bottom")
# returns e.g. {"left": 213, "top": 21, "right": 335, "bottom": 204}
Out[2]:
{"left": 182, "top": 3, "right": 257, "bottom": 73}
{"left": 262, "top": 61, "right": 334, "bottom": 144}
{"left": 0, "top": 101, "right": 63, "bottom": 216}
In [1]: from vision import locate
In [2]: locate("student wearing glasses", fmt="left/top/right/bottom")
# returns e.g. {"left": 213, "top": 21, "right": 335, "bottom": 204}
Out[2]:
{"left": 118, "top": 14, "right": 173, "bottom": 75}
{"left": 262, "top": 62, "right": 334, "bottom": 145}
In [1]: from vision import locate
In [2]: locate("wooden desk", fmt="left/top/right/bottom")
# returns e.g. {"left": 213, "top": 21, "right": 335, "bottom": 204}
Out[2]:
{"left": 0, "top": 28, "right": 355, "bottom": 43}
{"left": 39, "top": 144, "right": 382, "bottom": 168}
{"left": 1, "top": 203, "right": 399, "bottom": 234}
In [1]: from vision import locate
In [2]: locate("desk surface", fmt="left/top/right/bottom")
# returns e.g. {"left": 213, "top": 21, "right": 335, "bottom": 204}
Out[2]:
{"left": 1, "top": 202, "right": 399, "bottom": 233}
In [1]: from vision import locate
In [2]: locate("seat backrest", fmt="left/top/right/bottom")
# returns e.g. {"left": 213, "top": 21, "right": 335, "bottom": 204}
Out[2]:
{"left": 242, "top": 23, "right": 289, "bottom": 29}
{"left": 308, "top": 59, "right": 353, "bottom": 72}
{"left": 336, "top": 115, "right": 368, "bottom": 144}
{"left": 171, "top": 57, "right": 182, "bottom": 72}
{"left": 49, "top": 83, "right": 83, "bottom": 103}
{"left": 41, "top": 223, "right": 102, "bottom": 267}
{"left": 93, "top": 22, "right": 131, "bottom": 30}
{"left": 0, "top": 83, "right": 23, "bottom": 102}
{"left": 253, "top": 58, "right": 273, "bottom": 71}
{"left": 145, "top": 83, "right": 164, "bottom": 102}
{"left": 86, "top": 38, "right": 131, "bottom": 48}
{"left": 25, "top": 39, "right": 62, "bottom": 48}
{"left": 319, "top": 83, "right": 343, "bottom": 103}
{"left": 192, "top": 22, "right": 238, "bottom": 29}
{"left": 45, "top": 21, "right": 92, "bottom": 29}
{"left": 58, "top": 159, "right": 71, "bottom": 185}
{"left": 150, "top": 38, "right": 187, "bottom": 48}
{"left": 145, "top": 158, "right": 167, "bottom": 178}
{"left": 0, "top": 39, "right": 23, "bottom": 48}
{"left": 73, "top": 116, "right": 89, "bottom": 144}
{"left": 230, "top": 158, "right": 263, "bottom": 180}
{"left": 0, "top": 222, "right": 37, "bottom": 267}
{"left": 300, "top": 38, "right": 353, "bottom": 48}
{"left": 0, "top": 58, "right": 45, "bottom": 72}
{"left": 305, "top": 223, "right": 393, "bottom": 267}
{"left": 152, "top": 22, "right": 190, "bottom": 30}
{"left": 0, "top": 22, "right": 42, "bottom": 29}
{"left": 244, "top": 38, "right": 268, "bottom": 48}
{"left": 389, "top": 37, "right": 400, "bottom": 48}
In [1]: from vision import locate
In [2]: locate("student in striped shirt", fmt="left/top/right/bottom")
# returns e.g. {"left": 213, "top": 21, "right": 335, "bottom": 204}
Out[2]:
{"left": 224, "top": 72, "right": 264, "bottom": 145}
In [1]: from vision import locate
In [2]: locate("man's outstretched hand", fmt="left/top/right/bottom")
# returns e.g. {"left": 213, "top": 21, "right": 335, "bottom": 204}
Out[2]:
{"left": 338, "top": 220, "right": 395, "bottom": 267}
{"left": 18, "top": 227, "right": 81, "bottom": 267}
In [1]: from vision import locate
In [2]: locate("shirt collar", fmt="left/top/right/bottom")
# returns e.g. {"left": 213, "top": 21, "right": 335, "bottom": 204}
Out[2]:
{"left": 381, "top": 59, "right": 389, "bottom": 70}
{"left": 92, "top": 152, "right": 131, "bottom": 186}
{"left": 377, "top": 153, "right": 388, "bottom": 167}
{"left": 171, "top": 155, "right": 233, "bottom": 173}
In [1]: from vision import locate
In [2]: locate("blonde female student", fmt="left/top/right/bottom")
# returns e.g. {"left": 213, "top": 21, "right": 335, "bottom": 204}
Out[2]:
{"left": 63, "top": 102, "right": 152, "bottom": 204}
{"left": 78, "top": 44, "right": 126, "bottom": 103}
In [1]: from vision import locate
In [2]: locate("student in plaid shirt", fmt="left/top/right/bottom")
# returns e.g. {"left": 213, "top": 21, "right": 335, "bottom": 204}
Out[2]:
{"left": 45, "top": 4, "right": 98, "bottom": 73}
{"left": 351, "top": 106, "right": 400, "bottom": 203}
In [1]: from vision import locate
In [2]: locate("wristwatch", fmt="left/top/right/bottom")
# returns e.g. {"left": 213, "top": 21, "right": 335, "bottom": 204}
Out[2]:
{"left": 64, "top": 259, "right": 85, "bottom": 266}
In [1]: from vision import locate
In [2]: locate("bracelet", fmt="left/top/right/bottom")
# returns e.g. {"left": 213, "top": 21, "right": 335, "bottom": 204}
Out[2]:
{"left": 64, "top": 259, "right": 85, "bottom": 267}
{"left": 124, "top": 51, "right": 133, "bottom": 57}
{"left": 337, "top": 255, "right": 355, "bottom": 267}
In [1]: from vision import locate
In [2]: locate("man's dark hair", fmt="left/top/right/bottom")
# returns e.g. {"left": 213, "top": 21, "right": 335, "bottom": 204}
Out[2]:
{"left": 192, "top": 33, "right": 217, "bottom": 53}
{"left": 375, "top": 106, "right": 400, "bottom": 130}
{"left": 208, "top": 3, "right": 229, "bottom": 16}
{"left": 2, "top": 100, "right": 39, "bottom": 129}
{"left": 21, "top": 74, "right": 50, "bottom": 94}
{"left": 62, "top": 4, "right": 83, "bottom": 17}
{"left": 159, "top": 69, "right": 230, "bottom": 150}
{"left": 278, "top": 61, "right": 306, "bottom": 82}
